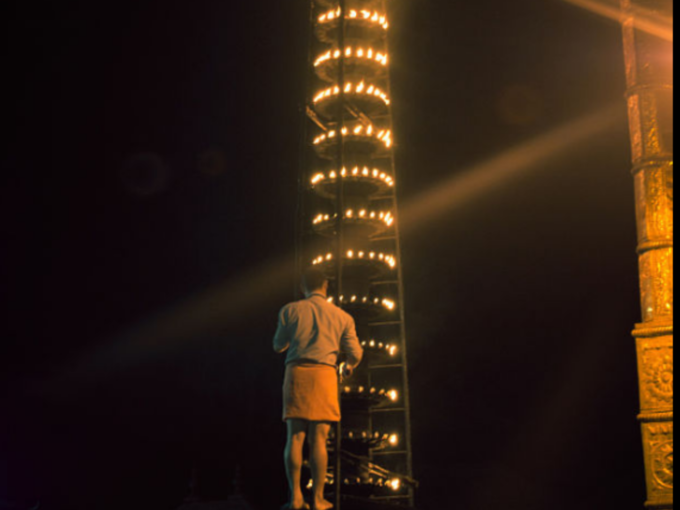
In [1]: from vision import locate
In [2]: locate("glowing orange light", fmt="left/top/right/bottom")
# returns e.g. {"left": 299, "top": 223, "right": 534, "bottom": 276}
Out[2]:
{"left": 314, "top": 46, "right": 388, "bottom": 67}
{"left": 309, "top": 169, "right": 394, "bottom": 187}
{"left": 317, "top": 7, "right": 389, "bottom": 29}
{"left": 313, "top": 123, "right": 392, "bottom": 149}
{"left": 313, "top": 82, "right": 390, "bottom": 106}
{"left": 382, "top": 299, "right": 396, "bottom": 310}
{"left": 311, "top": 249, "right": 396, "bottom": 269}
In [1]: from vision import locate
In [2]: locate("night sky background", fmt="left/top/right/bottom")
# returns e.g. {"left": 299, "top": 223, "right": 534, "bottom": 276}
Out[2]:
{"left": 2, "top": 1, "right": 646, "bottom": 509}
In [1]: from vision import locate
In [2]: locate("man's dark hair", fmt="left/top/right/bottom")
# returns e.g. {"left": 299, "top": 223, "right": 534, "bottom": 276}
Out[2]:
{"left": 302, "top": 266, "right": 327, "bottom": 292}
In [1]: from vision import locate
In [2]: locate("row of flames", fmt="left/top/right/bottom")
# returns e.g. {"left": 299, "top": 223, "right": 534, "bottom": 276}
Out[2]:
{"left": 312, "top": 250, "right": 397, "bottom": 269}
{"left": 311, "top": 167, "right": 395, "bottom": 187}
{"left": 314, "top": 46, "right": 388, "bottom": 68}
{"left": 327, "top": 294, "right": 397, "bottom": 311}
{"left": 313, "top": 124, "right": 393, "bottom": 149}
{"left": 309, "top": 477, "right": 401, "bottom": 491}
{"left": 361, "top": 339, "right": 399, "bottom": 356}
{"left": 341, "top": 477, "right": 402, "bottom": 491}
{"left": 343, "top": 386, "right": 399, "bottom": 403}
{"left": 342, "top": 431, "right": 400, "bottom": 446}
{"left": 313, "top": 81, "right": 391, "bottom": 106}
{"left": 312, "top": 210, "right": 395, "bottom": 227}
{"left": 318, "top": 7, "right": 389, "bottom": 30}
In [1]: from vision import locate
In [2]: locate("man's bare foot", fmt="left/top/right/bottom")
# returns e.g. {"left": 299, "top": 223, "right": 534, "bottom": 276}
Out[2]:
{"left": 288, "top": 497, "right": 308, "bottom": 510}
{"left": 313, "top": 498, "right": 333, "bottom": 510}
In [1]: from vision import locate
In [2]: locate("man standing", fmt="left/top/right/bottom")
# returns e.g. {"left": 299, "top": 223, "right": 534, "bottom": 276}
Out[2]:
{"left": 274, "top": 267, "right": 363, "bottom": 510}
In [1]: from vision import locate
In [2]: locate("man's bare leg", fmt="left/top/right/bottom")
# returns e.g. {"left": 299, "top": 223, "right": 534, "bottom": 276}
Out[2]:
{"left": 308, "top": 422, "right": 333, "bottom": 510}
{"left": 285, "top": 419, "right": 307, "bottom": 508}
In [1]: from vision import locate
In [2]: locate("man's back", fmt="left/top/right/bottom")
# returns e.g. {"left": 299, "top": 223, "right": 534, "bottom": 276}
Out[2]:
{"left": 274, "top": 294, "right": 363, "bottom": 368}
{"left": 276, "top": 269, "right": 363, "bottom": 510}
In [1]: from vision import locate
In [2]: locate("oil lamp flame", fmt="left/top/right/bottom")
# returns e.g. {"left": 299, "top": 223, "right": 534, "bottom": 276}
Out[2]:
{"left": 317, "top": 8, "right": 389, "bottom": 29}
{"left": 314, "top": 46, "right": 388, "bottom": 67}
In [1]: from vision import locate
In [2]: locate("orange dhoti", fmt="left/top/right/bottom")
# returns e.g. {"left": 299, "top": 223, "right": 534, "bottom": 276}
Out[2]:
{"left": 283, "top": 363, "right": 340, "bottom": 422}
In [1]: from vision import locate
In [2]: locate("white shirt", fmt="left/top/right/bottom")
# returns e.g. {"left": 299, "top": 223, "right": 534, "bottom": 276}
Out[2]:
{"left": 273, "top": 293, "right": 363, "bottom": 368}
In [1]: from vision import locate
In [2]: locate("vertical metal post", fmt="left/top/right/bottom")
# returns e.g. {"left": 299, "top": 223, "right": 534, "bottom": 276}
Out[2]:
{"left": 381, "top": 0, "right": 415, "bottom": 505}
{"left": 334, "top": 2, "right": 347, "bottom": 509}
{"left": 619, "top": 1, "right": 674, "bottom": 508}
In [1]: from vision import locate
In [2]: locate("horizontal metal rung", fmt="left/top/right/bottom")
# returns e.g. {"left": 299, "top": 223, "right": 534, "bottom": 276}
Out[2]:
{"left": 372, "top": 450, "right": 408, "bottom": 456}
{"left": 371, "top": 280, "right": 399, "bottom": 285}
{"left": 369, "top": 321, "right": 403, "bottom": 326}
{"left": 371, "top": 236, "right": 397, "bottom": 241}
{"left": 369, "top": 364, "right": 403, "bottom": 369}
{"left": 364, "top": 114, "right": 391, "bottom": 121}
{"left": 369, "top": 495, "right": 412, "bottom": 500}
{"left": 370, "top": 407, "right": 406, "bottom": 413}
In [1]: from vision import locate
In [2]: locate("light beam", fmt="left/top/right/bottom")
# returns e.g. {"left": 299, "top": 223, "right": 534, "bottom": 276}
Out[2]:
{"left": 564, "top": 0, "right": 673, "bottom": 41}
{"left": 399, "top": 104, "right": 625, "bottom": 234}
{"left": 26, "top": 107, "right": 625, "bottom": 392}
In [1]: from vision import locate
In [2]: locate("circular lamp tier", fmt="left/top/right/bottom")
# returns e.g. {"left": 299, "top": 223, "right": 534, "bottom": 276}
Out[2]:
{"left": 360, "top": 339, "right": 399, "bottom": 358}
{"left": 334, "top": 477, "right": 403, "bottom": 493}
{"left": 313, "top": 81, "right": 390, "bottom": 118}
{"left": 314, "top": 476, "right": 404, "bottom": 494}
{"left": 321, "top": 478, "right": 404, "bottom": 500}
{"left": 315, "top": 6, "right": 388, "bottom": 44}
{"left": 312, "top": 209, "right": 394, "bottom": 237}
{"left": 312, "top": 250, "right": 396, "bottom": 280}
{"left": 312, "top": 123, "right": 392, "bottom": 160}
{"left": 314, "top": 47, "right": 388, "bottom": 83}
{"left": 328, "top": 430, "right": 399, "bottom": 450}
{"left": 327, "top": 294, "right": 397, "bottom": 320}
{"left": 340, "top": 385, "right": 399, "bottom": 409}
{"left": 310, "top": 167, "right": 394, "bottom": 199}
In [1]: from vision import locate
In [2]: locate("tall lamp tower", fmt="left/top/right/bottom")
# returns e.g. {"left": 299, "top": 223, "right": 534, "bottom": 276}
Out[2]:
{"left": 619, "top": 1, "right": 673, "bottom": 508}
{"left": 297, "top": 0, "right": 417, "bottom": 508}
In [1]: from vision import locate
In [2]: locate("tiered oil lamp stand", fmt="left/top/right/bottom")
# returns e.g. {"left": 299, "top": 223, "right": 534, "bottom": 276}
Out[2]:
{"left": 298, "top": 0, "right": 417, "bottom": 508}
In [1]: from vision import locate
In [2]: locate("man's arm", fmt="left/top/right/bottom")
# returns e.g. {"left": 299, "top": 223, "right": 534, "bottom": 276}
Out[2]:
{"left": 273, "top": 307, "right": 291, "bottom": 353}
{"left": 340, "top": 315, "right": 363, "bottom": 370}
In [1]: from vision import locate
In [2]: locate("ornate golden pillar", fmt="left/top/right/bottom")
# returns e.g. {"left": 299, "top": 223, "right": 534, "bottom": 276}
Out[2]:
{"left": 620, "top": 1, "right": 673, "bottom": 508}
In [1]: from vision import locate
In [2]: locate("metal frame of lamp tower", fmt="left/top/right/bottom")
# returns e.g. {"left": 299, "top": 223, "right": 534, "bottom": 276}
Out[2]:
{"left": 297, "top": 0, "right": 417, "bottom": 507}
{"left": 619, "top": 1, "right": 674, "bottom": 508}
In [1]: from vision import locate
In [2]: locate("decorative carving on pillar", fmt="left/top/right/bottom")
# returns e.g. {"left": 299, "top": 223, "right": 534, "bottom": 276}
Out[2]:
{"left": 650, "top": 428, "right": 673, "bottom": 490}
{"left": 638, "top": 338, "right": 674, "bottom": 409}
{"left": 641, "top": 421, "right": 674, "bottom": 505}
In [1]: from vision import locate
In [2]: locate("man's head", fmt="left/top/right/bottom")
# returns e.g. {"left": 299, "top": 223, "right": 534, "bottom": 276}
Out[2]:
{"left": 301, "top": 266, "right": 328, "bottom": 296}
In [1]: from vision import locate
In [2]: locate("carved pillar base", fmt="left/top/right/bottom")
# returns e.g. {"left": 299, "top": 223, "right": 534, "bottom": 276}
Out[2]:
{"left": 635, "top": 327, "right": 674, "bottom": 507}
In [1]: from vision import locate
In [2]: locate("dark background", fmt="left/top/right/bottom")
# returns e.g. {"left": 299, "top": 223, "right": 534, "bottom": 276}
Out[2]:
{"left": 2, "top": 0, "right": 645, "bottom": 509}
